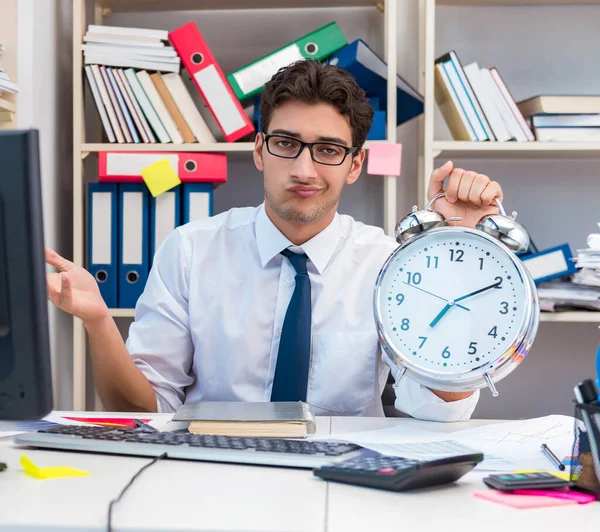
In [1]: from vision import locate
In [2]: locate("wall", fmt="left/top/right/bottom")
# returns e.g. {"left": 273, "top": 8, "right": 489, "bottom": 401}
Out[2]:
{"left": 17, "top": 0, "right": 73, "bottom": 409}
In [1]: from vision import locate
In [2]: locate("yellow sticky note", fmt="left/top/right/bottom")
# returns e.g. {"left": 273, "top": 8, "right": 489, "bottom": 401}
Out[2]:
{"left": 514, "top": 469, "right": 571, "bottom": 481}
{"left": 140, "top": 158, "right": 181, "bottom": 197}
{"left": 21, "top": 454, "right": 90, "bottom": 480}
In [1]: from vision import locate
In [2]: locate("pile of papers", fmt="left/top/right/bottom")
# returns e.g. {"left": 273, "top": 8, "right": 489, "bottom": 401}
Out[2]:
{"left": 313, "top": 415, "right": 576, "bottom": 472}
{"left": 572, "top": 224, "right": 600, "bottom": 288}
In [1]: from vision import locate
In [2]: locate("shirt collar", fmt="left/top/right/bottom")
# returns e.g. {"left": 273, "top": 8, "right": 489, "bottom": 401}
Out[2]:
{"left": 255, "top": 203, "right": 341, "bottom": 274}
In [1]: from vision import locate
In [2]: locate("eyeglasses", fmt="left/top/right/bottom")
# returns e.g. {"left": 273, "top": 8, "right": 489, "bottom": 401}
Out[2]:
{"left": 263, "top": 134, "right": 358, "bottom": 166}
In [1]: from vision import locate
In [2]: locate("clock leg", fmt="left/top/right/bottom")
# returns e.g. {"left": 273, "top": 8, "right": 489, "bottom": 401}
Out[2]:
{"left": 484, "top": 373, "right": 499, "bottom": 397}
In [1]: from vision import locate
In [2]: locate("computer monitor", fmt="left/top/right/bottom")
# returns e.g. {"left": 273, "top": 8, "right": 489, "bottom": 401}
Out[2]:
{"left": 0, "top": 129, "right": 53, "bottom": 420}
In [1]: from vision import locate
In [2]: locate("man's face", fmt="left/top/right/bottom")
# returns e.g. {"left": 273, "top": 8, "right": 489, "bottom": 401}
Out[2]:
{"left": 254, "top": 101, "right": 364, "bottom": 226}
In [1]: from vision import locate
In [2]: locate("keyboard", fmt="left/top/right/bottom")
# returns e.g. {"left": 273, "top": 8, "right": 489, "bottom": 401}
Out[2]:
{"left": 14, "top": 425, "right": 363, "bottom": 469}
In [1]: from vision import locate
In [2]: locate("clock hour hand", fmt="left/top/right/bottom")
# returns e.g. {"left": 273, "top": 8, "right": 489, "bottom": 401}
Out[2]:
{"left": 429, "top": 302, "right": 453, "bottom": 328}
{"left": 454, "top": 279, "right": 503, "bottom": 303}
{"left": 402, "top": 282, "right": 469, "bottom": 311}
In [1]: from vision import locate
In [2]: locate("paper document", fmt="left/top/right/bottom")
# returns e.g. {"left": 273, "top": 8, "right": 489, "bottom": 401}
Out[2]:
{"left": 315, "top": 415, "right": 576, "bottom": 472}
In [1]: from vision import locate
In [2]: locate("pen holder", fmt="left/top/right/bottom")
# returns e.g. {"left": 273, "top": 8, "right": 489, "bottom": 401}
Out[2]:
{"left": 571, "top": 402, "right": 600, "bottom": 494}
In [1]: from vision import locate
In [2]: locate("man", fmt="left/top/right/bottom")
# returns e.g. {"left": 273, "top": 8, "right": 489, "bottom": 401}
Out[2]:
{"left": 46, "top": 60, "right": 503, "bottom": 420}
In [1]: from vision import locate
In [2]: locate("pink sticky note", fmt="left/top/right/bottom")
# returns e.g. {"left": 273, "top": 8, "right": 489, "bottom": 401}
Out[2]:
{"left": 474, "top": 490, "right": 578, "bottom": 509}
{"left": 513, "top": 489, "right": 596, "bottom": 504}
{"left": 367, "top": 143, "right": 402, "bottom": 176}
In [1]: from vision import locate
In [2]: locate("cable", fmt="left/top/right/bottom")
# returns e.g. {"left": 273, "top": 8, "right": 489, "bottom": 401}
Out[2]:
{"left": 107, "top": 452, "right": 167, "bottom": 532}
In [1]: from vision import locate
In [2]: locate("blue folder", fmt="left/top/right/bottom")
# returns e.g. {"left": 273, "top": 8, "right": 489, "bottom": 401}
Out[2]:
{"left": 117, "top": 184, "right": 149, "bottom": 309}
{"left": 87, "top": 183, "right": 118, "bottom": 308}
{"left": 327, "top": 39, "right": 424, "bottom": 126}
{"left": 150, "top": 188, "right": 181, "bottom": 267}
{"left": 182, "top": 183, "right": 213, "bottom": 225}
{"left": 521, "top": 243, "right": 577, "bottom": 284}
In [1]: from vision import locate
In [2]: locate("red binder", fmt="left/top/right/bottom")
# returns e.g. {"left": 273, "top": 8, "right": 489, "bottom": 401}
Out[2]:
{"left": 169, "top": 22, "right": 255, "bottom": 143}
{"left": 98, "top": 151, "right": 227, "bottom": 183}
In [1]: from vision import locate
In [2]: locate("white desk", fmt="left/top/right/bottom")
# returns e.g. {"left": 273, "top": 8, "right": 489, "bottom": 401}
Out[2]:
{"left": 0, "top": 413, "right": 598, "bottom": 531}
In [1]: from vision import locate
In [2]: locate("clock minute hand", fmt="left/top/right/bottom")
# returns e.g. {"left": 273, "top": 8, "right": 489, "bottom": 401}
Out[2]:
{"left": 402, "top": 282, "right": 469, "bottom": 311}
{"left": 454, "top": 279, "right": 503, "bottom": 303}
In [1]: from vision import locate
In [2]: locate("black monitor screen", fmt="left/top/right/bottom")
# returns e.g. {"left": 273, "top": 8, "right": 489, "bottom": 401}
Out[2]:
{"left": 0, "top": 129, "right": 53, "bottom": 420}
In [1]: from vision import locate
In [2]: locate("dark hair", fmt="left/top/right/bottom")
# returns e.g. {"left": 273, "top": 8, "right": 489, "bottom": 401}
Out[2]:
{"left": 259, "top": 59, "right": 374, "bottom": 150}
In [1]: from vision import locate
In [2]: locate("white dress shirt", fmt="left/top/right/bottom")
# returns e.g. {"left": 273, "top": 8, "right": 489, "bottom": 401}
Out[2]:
{"left": 126, "top": 204, "right": 479, "bottom": 421}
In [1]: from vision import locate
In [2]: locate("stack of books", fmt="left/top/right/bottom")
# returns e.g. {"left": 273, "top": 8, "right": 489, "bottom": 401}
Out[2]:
{"left": 434, "top": 50, "right": 534, "bottom": 142}
{"left": 0, "top": 43, "right": 17, "bottom": 122}
{"left": 83, "top": 24, "right": 219, "bottom": 145}
{"left": 517, "top": 95, "right": 600, "bottom": 142}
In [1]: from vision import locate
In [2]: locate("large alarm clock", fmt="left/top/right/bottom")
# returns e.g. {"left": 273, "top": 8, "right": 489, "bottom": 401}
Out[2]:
{"left": 374, "top": 192, "right": 539, "bottom": 397}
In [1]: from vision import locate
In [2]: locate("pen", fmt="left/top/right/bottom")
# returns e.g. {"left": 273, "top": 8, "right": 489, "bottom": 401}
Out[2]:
{"left": 133, "top": 419, "right": 158, "bottom": 433}
{"left": 541, "top": 443, "right": 565, "bottom": 471}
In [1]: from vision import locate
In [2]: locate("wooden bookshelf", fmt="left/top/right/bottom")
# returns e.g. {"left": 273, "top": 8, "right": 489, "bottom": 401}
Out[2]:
{"left": 72, "top": 0, "right": 399, "bottom": 410}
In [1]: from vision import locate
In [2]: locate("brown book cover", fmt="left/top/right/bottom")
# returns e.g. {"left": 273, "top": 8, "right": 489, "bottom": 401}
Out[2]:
{"left": 150, "top": 72, "right": 196, "bottom": 143}
{"left": 173, "top": 401, "right": 317, "bottom": 438}
{"left": 434, "top": 63, "right": 476, "bottom": 141}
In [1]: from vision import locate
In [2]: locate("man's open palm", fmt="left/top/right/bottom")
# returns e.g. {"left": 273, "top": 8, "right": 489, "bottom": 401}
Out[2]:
{"left": 45, "top": 247, "right": 108, "bottom": 324}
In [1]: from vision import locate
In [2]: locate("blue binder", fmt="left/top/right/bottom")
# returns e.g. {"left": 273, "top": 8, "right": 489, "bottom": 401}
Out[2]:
{"left": 327, "top": 39, "right": 424, "bottom": 126}
{"left": 182, "top": 183, "right": 213, "bottom": 224}
{"left": 118, "top": 184, "right": 149, "bottom": 309}
{"left": 88, "top": 183, "right": 118, "bottom": 308}
{"left": 521, "top": 243, "right": 577, "bottom": 284}
{"left": 367, "top": 110, "right": 386, "bottom": 140}
{"left": 150, "top": 188, "right": 181, "bottom": 266}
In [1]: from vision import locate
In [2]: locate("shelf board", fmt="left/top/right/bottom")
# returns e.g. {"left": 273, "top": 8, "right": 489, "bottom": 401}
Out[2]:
{"left": 108, "top": 308, "right": 599, "bottom": 323}
{"left": 540, "top": 312, "right": 600, "bottom": 323}
{"left": 109, "top": 308, "right": 135, "bottom": 318}
{"left": 432, "top": 141, "right": 600, "bottom": 159}
{"left": 82, "top": 140, "right": 387, "bottom": 154}
{"left": 98, "top": 0, "right": 381, "bottom": 12}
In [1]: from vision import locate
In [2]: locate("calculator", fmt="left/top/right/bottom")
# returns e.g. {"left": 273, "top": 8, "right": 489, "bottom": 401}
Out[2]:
{"left": 313, "top": 449, "right": 483, "bottom": 492}
{"left": 483, "top": 472, "right": 572, "bottom": 491}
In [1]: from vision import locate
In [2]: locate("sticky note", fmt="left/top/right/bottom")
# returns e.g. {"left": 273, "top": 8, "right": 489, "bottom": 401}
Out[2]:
{"left": 474, "top": 490, "right": 577, "bottom": 509}
{"left": 21, "top": 454, "right": 90, "bottom": 480}
{"left": 367, "top": 143, "right": 402, "bottom": 176}
{"left": 141, "top": 158, "right": 181, "bottom": 197}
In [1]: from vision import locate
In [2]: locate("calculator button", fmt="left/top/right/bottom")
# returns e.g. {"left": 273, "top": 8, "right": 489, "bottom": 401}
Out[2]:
{"left": 377, "top": 468, "right": 396, "bottom": 475}
{"left": 499, "top": 475, "right": 513, "bottom": 481}
{"left": 513, "top": 474, "right": 527, "bottom": 480}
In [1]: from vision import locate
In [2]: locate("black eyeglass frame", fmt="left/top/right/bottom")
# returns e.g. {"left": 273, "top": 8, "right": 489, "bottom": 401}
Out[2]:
{"left": 262, "top": 133, "right": 359, "bottom": 166}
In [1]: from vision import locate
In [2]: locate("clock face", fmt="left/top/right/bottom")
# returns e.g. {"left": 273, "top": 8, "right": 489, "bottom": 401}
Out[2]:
{"left": 375, "top": 228, "right": 531, "bottom": 378}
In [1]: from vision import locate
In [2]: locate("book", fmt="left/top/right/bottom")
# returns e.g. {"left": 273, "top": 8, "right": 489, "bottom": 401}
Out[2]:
{"left": 137, "top": 70, "right": 182, "bottom": 143}
{"left": 87, "top": 24, "right": 169, "bottom": 41}
{"left": 436, "top": 51, "right": 493, "bottom": 141}
{"left": 161, "top": 72, "right": 217, "bottom": 143}
{"left": 463, "top": 62, "right": 512, "bottom": 142}
{"left": 488, "top": 67, "right": 535, "bottom": 141}
{"left": 434, "top": 62, "right": 476, "bottom": 141}
{"left": 517, "top": 95, "right": 600, "bottom": 116}
{"left": 173, "top": 401, "right": 317, "bottom": 438}
{"left": 150, "top": 73, "right": 196, "bottom": 143}
{"left": 532, "top": 126, "right": 600, "bottom": 142}
{"left": 84, "top": 65, "right": 116, "bottom": 143}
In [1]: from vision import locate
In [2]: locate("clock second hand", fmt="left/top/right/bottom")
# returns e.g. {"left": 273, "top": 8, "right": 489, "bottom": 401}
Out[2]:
{"left": 402, "top": 282, "right": 470, "bottom": 311}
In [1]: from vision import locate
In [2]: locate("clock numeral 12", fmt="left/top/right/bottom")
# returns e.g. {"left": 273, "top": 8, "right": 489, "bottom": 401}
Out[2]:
{"left": 449, "top": 249, "right": 464, "bottom": 262}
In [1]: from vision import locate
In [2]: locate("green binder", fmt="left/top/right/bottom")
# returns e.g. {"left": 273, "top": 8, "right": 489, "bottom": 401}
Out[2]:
{"left": 227, "top": 22, "right": 347, "bottom": 102}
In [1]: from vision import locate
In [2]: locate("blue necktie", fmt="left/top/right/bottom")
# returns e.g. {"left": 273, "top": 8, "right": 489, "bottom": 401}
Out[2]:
{"left": 270, "top": 249, "right": 311, "bottom": 402}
